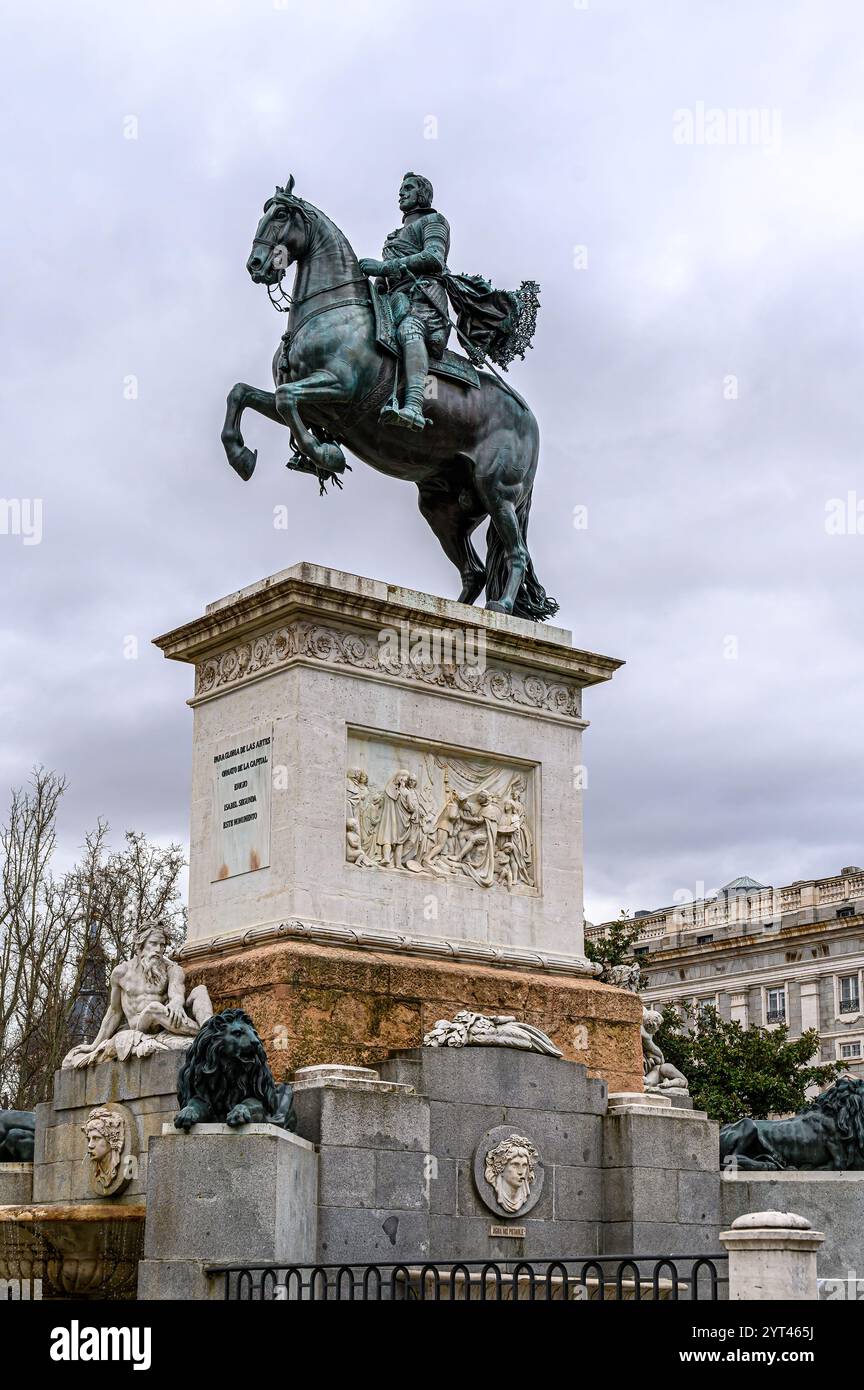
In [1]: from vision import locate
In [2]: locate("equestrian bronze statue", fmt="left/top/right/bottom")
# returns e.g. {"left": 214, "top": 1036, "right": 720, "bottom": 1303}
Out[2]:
{"left": 221, "top": 172, "right": 557, "bottom": 621}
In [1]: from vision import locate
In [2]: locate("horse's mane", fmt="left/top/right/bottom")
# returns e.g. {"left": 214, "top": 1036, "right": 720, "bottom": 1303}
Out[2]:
{"left": 177, "top": 1008, "right": 277, "bottom": 1115}
{"left": 262, "top": 175, "right": 356, "bottom": 263}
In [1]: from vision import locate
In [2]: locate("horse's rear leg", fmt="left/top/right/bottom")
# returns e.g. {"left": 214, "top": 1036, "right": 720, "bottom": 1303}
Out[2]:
{"left": 472, "top": 448, "right": 528, "bottom": 614}
{"left": 417, "top": 484, "right": 486, "bottom": 605}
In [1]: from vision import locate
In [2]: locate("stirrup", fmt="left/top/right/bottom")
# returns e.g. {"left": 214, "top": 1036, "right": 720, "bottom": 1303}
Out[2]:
{"left": 379, "top": 400, "right": 401, "bottom": 425}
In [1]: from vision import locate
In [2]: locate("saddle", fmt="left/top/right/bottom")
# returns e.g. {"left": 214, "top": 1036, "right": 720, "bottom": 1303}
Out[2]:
{"left": 370, "top": 282, "right": 480, "bottom": 390}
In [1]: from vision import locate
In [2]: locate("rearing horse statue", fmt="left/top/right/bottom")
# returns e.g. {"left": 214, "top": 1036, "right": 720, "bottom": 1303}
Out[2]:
{"left": 220, "top": 177, "right": 558, "bottom": 620}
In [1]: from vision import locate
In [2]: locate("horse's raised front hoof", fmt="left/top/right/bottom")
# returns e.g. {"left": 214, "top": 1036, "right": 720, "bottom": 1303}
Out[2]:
{"left": 485, "top": 600, "right": 511, "bottom": 614}
{"left": 227, "top": 445, "right": 257, "bottom": 481}
{"left": 318, "top": 443, "right": 346, "bottom": 474}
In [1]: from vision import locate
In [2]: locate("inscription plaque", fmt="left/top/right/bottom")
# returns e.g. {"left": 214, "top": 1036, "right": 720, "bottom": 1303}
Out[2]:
{"left": 211, "top": 727, "right": 272, "bottom": 881}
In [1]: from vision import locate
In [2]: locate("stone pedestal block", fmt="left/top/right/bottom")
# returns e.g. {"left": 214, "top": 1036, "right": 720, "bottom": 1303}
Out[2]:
{"left": 721, "top": 1170, "right": 864, "bottom": 1282}
{"left": 295, "top": 1048, "right": 612, "bottom": 1266}
{"left": 138, "top": 1123, "right": 318, "bottom": 1300}
{"left": 0, "top": 1163, "right": 33, "bottom": 1205}
{"left": 182, "top": 937, "right": 644, "bottom": 1094}
{"left": 720, "top": 1212, "right": 824, "bottom": 1300}
{"left": 32, "top": 1049, "right": 188, "bottom": 1207}
{"left": 602, "top": 1100, "right": 721, "bottom": 1257}
{"left": 154, "top": 565, "right": 638, "bottom": 1092}
{"left": 154, "top": 563, "right": 622, "bottom": 962}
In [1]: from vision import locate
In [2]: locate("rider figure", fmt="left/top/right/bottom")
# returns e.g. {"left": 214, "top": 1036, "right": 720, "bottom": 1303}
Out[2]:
{"left": 359, "top": 172, "right": 450, "bottom": 431}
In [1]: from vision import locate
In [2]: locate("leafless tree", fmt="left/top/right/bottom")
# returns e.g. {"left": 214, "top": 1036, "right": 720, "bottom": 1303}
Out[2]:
{"left": 0, "top": 768, "right": 186, "bottom": 1108}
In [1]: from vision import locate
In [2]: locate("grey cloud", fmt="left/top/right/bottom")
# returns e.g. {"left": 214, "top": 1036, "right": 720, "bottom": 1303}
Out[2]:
{"left": 2, "top": 0, "right": 862, "bottom": 922}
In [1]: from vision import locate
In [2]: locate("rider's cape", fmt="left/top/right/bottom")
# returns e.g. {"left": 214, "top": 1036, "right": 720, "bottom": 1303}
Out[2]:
{"left": 445, "top": 273, "right": 541, "bottom": 371}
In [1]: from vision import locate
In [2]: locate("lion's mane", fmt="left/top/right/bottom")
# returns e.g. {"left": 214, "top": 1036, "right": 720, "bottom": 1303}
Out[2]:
{"left": 177, "top": 1008, "right": 278, "bottom": 1119}
{"left": 802, "top": 1076, "right": 864, "bottom": 1163}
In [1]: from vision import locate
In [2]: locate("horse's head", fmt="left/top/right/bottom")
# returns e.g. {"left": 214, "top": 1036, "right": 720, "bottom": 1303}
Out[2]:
{"left": 246, "top": 175, "right": 312, "bottom": 286}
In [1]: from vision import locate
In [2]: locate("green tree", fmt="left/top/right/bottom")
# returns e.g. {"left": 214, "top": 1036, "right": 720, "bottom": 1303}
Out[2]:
{"left": 655, "top": 1003, "right": 843, "bottom": 1126}
{"left": 585, "top": 909, "right": 643, "bottom": 980}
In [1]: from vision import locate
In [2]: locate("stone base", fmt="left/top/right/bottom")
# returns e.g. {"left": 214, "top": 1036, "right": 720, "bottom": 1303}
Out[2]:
{"left": 186, "top": 936, "right": 644, "bottom": 1094}
{"left": 137, "top": 1258, "right": 224, "bottom": 1302}
{"left": 0, "top": 1162, "right": 33, "bottom": 1206}
{"left": 602, "top": 1101, "right": 721, "bottom": 1258}
{"left": 291, "top": 1046, "right": 609, "bottom": 1264}
{"left": 139, "top": 1123, "right": 318, "bottom": 1300}
{"left": 721, "top": 1171, "right": 864, "bottom": 1285}
{"left": 33, "top": 1049, "right": 188, "bottom": 1206}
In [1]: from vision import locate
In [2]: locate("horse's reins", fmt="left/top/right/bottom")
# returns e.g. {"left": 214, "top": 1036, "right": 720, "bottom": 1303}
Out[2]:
{"left": 253, "top": 230, "right": 372, "bottom": 355}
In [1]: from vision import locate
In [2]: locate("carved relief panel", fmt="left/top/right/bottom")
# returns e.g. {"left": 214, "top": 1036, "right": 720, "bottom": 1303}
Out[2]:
{"left": 346, "top": 728, "right": 538, "bottom": 894}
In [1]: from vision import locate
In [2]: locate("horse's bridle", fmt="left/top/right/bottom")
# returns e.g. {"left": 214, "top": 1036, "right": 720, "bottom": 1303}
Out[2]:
{"left": 251, "top": 228, "right": 367, "bottom": 315}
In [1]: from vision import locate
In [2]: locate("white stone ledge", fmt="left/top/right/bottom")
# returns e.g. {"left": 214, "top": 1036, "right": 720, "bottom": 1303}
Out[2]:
{"left": 177, "top": 914, "right": 601, "bottom": 977}
{"left": 722, "top": 1169, "right": 864, "bottom": 1182}
{"left": 161, "top": 1122, "right": 315, "bottom": 1149}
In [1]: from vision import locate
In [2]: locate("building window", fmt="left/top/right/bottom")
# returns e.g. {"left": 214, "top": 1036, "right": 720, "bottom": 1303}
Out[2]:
{"left": 839, "top": 1041, "right": 862, "bottom": 1061}
{"left": 839, "top": 974, "right": 861, "bottom": 1014}
{"left": 837, "top": 905, "right": 855, "bottom": 919}
{"left": 697, "top": 934, "right": 714, "bottom": 945}
{"left": 765, "top": 987, "right": 787, "bottom": 1024}
{"left": 633, "top": 946, "right": 649, "bottom": 957}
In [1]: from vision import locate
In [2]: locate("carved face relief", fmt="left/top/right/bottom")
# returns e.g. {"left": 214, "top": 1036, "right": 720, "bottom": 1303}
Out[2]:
{"left": 474, "top": 1127, "right": 544, "bottom": 1218}
{"left": 81, "top": 1103, "right": 137, "bottom": 1197}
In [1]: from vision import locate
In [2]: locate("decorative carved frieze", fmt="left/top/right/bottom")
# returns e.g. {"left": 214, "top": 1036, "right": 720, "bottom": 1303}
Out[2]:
{"left": 423, "top": 1009, "right": 562, "bottom": 1055}
{"left": 194, "top": 620, "right": 583, "bottom": 721}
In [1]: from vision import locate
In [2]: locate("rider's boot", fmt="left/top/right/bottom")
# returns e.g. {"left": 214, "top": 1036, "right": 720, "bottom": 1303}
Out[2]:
{"left": 394, "top": 339, "right": 429, "bottom": 431}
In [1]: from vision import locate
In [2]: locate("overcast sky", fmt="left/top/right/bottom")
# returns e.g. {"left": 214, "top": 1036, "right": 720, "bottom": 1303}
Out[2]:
{"left": 2, "top": 0, "right": 862, "bottom": 924}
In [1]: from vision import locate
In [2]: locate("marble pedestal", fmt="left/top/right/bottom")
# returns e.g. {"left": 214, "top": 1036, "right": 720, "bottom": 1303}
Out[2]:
{"left": 154, "top": 564, "right": 637, "bottom": 1087}
{"left": 154, "top": 562, "right": 621, "bottom": 961}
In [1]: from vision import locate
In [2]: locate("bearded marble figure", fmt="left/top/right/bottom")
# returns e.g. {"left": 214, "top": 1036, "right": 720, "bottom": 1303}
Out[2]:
{"left": 62, "top": 920, "right": 213, "bottom": 1068}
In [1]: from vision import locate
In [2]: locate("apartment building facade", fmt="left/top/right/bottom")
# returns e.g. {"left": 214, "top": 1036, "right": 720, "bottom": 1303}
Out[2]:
{"left": 585, "top": 867, "right": 864, "bottom": 1075}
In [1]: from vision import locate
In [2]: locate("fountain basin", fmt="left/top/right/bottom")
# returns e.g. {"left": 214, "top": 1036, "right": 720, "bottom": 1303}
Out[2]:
{"left": 0, "top": 1202, "right": 145, "bottom": 1299}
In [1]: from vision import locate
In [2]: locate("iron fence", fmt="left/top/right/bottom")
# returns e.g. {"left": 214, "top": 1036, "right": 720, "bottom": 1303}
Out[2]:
{"left": 206, "top": 1254, "right": 727, "bottom": 1301}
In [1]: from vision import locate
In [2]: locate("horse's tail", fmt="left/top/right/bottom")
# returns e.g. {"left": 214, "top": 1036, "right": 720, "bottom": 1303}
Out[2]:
{"left": 485, "top": 490, "right": 559, "bottom": 621}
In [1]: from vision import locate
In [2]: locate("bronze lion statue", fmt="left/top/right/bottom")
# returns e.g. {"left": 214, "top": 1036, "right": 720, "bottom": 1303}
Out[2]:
{"left": 174, "top": 1008, "right": 296, "bottom": 1132}
{"left": 0, "top": 1108, "right": 36, "bottom": 1162}
{"left": 720, "top": 1076, "right": 864, "bottom": 1171}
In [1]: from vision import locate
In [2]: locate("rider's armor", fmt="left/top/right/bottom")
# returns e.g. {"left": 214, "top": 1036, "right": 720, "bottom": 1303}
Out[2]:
{"left": 378, "top": 208, "right": 451, "bottom": 429}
